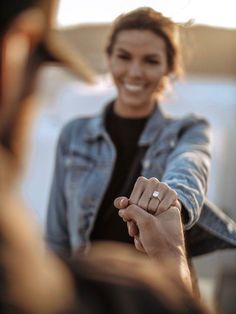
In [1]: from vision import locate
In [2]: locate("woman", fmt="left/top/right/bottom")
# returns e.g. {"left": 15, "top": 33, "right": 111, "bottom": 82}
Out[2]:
{"left": 46, "top": 7, "right": 236, "bottom": 258}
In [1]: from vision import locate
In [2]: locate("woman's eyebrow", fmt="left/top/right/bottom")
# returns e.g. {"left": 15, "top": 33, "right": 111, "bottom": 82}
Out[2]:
{"left": 115, "top": 47, "right": 130, "bottom": 54}
{"left": 144, "top": 53, "right": 162, "bottom": 59}
{"left": 115, "top": 49, "right": 161, "bottom": 59}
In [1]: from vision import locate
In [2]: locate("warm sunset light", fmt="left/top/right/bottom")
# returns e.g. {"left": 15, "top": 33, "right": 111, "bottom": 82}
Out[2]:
{"left": 57, "top": 0, "right": 236, "bottom": 29}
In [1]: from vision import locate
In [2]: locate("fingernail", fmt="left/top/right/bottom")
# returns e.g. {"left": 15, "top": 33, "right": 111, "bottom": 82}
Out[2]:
{"left": 118, "top": 209, "right": 124, "bottom": 217}
{"left": 120, "top": 198, "right": 125, "bottom": 207}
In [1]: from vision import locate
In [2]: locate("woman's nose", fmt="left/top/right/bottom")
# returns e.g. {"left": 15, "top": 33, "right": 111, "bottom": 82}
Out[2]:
{"left": 128, "top": 61, "right": 143, "bottom": 78}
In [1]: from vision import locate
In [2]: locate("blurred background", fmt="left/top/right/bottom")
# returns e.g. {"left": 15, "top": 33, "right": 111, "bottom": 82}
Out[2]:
{"left": 21, "top": 0, "right": 236, "bottom": 309}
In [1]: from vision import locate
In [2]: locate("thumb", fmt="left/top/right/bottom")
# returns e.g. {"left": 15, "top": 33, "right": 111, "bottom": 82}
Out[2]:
{"left": 114, "top": 196, "right": 129, "bottom": 209}
{"left": 118, "top": 204, "right": 150, "bottom": 226}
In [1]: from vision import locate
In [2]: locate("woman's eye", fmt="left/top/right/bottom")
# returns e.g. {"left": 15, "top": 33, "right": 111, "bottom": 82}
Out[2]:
{"left": 146, "top": 59, "right": 160, "bottom": 65}
{"left": 117, "top": 54, "right": 130, "bottom": 60}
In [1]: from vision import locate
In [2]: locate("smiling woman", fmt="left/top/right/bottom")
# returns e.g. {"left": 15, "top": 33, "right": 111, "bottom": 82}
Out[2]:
{"left": 46, "top": 7, "right": 188, "bottom": 257}
{"left": 46, "top": 7, "right": 236, "bottom": 294}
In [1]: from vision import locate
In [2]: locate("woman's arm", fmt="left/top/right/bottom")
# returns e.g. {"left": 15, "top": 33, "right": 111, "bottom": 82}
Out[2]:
{"left": 126, "top": 117, "right": 211, "bottom": 229}
{"left": 162, "top": 117, "right": 211, "bottom": 228}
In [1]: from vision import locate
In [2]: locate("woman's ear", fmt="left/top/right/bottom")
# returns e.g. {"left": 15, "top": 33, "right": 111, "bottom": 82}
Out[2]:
{"left": 0, "top": 8, "right": 45, "bottom": 136}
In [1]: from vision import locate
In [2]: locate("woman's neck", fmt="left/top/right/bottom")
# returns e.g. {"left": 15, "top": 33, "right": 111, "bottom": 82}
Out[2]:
{"left": 113, "top": 99, "right": 157, "bottom": 118}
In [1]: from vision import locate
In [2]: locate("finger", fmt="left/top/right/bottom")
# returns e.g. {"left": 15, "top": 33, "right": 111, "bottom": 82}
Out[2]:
{"left": 129, "top": 176, "right": 147, "bottom": 205}
{"left": 167, "top": 206, "right": 182, "bottom": 221}
{"left": 114, "top": 196, "right": 129, "bottom": 209}
{"left": 157, "top": 206, "right": 182, "bottom": 222}
{"left": 147, "top": 181, "right": 165, "bottom": 213}
{"left": 134, "top": 237, "right": 145, "bottom": 253}
{"left": 149, "top": 183, "right": 173, "bottom": 214}
{"left": 127, "top": 221, "right": 132, "bottom": 235}
{"left": 118, "top": 204, "right": 150, "bottom": 227}
{"left": 147, "top": 191, "right": 162, "bottom": 214}
{"left": 174, "top": 199, "right": 182, "bottom": 211}
{"left": 157, "top": 190, "right": 177, "bottom": 214}
{"left": 137, "top": 177, "right": 159, "bottom": 210}
{"left": 127, "top": 220, "right": 139, "bottom": 237}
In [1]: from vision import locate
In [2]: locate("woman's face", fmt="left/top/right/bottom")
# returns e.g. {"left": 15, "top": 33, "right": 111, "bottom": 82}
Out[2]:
{"left": 108, "top": 29, "right": 168, "bottom": 118}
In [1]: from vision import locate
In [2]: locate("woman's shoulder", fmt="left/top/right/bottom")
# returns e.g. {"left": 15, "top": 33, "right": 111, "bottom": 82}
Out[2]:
{"left": 167, "top": 112, "right": 210, "bottom": 130}
{"left": 61, "top": 114, "right": 100, "bottom": 137}
{"left": 160, "top": 112, "right": 211, "bottom": 142}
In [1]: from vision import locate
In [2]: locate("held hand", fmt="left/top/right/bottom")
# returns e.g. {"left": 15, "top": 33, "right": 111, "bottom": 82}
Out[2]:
{"left": 117, "top": 202, "right": 185, "bottom": 259}
{"left": 115, "top": 198, "right": 192, "bottom": 290}
{"left": 114, "top": 194, "right": 181, "bottom": 241}
{"left": 129, "top": 176, "right": 181, "bottom": 215}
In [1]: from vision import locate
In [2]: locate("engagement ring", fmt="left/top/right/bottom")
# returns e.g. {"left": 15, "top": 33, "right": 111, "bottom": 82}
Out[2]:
{"left": 152, "top": 191, "right": 160, "bottom": 200}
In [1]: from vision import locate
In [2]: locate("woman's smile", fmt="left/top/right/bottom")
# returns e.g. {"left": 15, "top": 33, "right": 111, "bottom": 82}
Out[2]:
{"left": 123, "top": 82, "right": 145, "bottom": 93}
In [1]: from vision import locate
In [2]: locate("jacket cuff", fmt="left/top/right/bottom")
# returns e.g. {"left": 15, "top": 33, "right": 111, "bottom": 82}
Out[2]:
{"left": 175, "top": 190, "right": 201, "bottom": 230}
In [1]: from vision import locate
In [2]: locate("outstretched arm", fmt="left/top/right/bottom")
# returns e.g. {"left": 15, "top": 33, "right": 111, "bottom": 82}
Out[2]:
{"left": 127, "top": 118, "right": 211, "bottom": 229}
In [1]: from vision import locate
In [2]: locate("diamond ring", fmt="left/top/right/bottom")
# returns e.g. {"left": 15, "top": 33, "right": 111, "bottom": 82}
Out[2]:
{"left": 152, "top": 191, "right": 161, "bottom": 200}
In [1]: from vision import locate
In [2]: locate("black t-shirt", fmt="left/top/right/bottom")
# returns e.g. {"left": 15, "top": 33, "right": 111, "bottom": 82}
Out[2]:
{"left": 90, "top": 104, "right": 148, "bottom": 243}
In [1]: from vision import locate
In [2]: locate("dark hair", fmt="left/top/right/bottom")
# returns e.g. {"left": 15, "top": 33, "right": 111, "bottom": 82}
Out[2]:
{"left": 106, "top": 7, "right": 182, "bottom": 77}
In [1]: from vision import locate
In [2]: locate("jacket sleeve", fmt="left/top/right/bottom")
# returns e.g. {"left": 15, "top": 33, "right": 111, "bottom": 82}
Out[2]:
{"left": 46, "top": 126, "right": 71, "bottom": 257}
{"left": 162, "top": 117, "right": 211, "bottom": 229}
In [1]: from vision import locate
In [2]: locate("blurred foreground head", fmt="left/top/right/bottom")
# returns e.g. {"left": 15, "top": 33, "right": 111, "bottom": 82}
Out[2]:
{"left": 0, "top": 1, "right": 87, "bottom": 313}
{"left": 0, "top": 0, "right": 92, "bottom": 173}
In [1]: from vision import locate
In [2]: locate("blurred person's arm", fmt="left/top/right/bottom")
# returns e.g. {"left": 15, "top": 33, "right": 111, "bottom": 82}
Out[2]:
{"left": 114, "top": 197, "right": 192, "bottom": 291}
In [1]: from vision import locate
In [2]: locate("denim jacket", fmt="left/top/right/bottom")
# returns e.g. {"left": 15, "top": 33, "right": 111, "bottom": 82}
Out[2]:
{"left": 46, "top": 105, "right": 236, "bottom": 256}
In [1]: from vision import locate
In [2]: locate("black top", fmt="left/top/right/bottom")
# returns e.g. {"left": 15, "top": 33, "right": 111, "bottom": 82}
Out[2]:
{"left": 90, "top": 103, "right": 148, "bottom": 243}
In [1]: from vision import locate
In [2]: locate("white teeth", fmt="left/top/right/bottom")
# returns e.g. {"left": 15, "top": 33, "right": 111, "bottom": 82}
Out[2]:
{"left": 124, "top": 83, "right": 144, "bottom": 92}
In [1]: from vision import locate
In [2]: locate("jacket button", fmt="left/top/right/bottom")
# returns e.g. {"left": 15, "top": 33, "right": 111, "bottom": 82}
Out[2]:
{"left": 143, "top": 159, "right": 151, "bottom": 169}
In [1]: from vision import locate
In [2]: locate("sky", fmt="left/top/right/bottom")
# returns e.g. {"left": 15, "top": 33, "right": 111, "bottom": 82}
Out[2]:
{"left": 57, "top": 0, "right": 236, "bottom": 29}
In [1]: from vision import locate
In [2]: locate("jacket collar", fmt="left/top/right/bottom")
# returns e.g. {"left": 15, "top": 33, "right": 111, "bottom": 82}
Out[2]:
{"left": 138, "top": 105, "right": 170, "bottom": 146}
{"left": 84, "top": 102, "right": 170, "bottom": 145}
{"left": 83, "top": 106, "right": 108, "bottom": 142}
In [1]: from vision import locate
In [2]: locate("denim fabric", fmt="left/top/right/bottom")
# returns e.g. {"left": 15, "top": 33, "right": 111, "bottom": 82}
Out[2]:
{"left": 46, "top": 105, "right": 236, "bottom": 256}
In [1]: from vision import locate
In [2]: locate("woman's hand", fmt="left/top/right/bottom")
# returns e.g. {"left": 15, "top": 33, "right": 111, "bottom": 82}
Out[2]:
{"left": 129, "top": 176, "right": 181, "bottom": 215}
